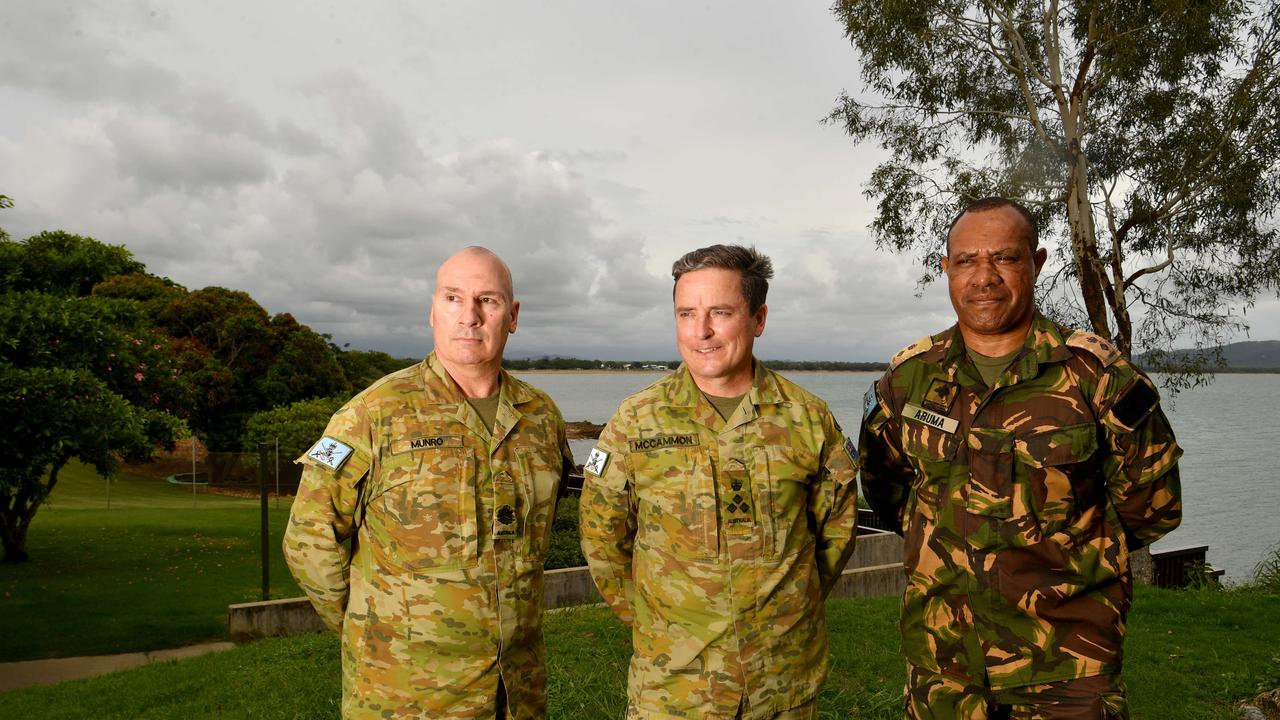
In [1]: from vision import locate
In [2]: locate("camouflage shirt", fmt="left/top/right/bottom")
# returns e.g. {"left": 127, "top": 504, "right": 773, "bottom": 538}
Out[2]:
{"left": 858, "top": 314, "right": 1182, "bottom": 690}
{"left": 283, "top": 353, "right": 572, "bottom": 719}
{"left": 580, "top": 361, "right": 859, "bottom": 719}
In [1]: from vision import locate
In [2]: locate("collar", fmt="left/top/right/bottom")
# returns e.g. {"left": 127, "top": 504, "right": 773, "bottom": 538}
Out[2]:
{"left": 936, "top": 312, "right": 1073, "bottom": 384}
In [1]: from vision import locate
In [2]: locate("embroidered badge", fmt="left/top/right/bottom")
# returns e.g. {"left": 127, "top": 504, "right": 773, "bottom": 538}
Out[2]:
{"left": 923, "top": 378, "right": 958, "bottom": 414}
{"left": 307, "top": 436, "right": 353, "bottom": 470}
{"left": 903, "top": 403, "right": 959, "bottom": 434}
{"left": 844, "top": 436, "right": 857, "bottom": 459}
{"left": 584, "top": 447, "right": 609, "bottom": 476}
{"left": 863, "top": 383, "right": 880, "bottom": 420}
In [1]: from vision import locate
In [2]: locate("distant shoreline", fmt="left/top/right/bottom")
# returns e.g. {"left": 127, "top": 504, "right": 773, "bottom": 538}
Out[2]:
{"left": 511, "top": 368, "right": 887, "bottom": 374}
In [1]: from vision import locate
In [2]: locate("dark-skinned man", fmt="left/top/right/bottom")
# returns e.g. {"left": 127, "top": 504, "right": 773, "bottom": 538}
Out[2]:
{"left": 859, "top": 198, "right": 1182, "bottom": 719}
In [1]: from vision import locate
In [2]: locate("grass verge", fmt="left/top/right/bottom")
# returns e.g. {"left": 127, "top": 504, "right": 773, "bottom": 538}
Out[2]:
{"left": 0, "top": 462, "right": 300, "bottom": 661}
{"left": 3, "top": 587, "right": 1277, "bottom": 719}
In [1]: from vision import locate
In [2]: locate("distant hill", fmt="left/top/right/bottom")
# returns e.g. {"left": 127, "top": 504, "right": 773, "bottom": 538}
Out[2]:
{"left": 1140, "top": 340, "right": 1280, "bottom": 372}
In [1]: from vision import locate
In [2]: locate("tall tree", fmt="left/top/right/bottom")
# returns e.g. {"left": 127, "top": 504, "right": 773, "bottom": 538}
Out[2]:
{"left": 830, "top": 0, "right": 1280, "bottom": 386}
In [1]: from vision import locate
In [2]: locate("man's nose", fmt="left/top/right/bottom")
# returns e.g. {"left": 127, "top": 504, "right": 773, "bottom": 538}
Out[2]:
{"left": 459, "top": 300, "right": 482, "bottom": 325}
{"left": 970, "top": 258, "right": 1001, "bottom": 287}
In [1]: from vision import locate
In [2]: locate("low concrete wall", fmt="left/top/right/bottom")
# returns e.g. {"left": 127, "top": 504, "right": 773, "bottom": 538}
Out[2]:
{"left": 228, "top": 597, "right": 328, "bottom": 643}
{"left": 232, "top": 533, "right": 907, "bottom": 639}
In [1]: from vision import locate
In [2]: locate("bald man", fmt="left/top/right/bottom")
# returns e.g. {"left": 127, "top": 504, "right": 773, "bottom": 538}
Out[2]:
{"left": 285, "top": 247, "right": 574, "bottom": 719}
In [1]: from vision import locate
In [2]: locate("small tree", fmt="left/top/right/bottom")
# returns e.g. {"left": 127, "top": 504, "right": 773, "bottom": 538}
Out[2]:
{"left": 0, "top": 293, "right": 186, "bottom": 561}
{"left": 829, "top": 0, "right": 1280, "bottom": 387}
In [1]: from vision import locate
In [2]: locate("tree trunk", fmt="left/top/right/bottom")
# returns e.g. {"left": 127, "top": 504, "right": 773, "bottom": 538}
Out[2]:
{"left": 0, "top": 461, "right": 64, "bottom": 563}
{"left": 1063, "top": 141, "right": 1112, "bottom": 340}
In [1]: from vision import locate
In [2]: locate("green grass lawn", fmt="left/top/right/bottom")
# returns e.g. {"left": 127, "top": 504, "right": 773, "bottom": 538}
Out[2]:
{"left": 0, "top": 461, "right": 300, "bottom": 661}
{"left": 2, "top": 587, "right": 1277, "bottom": 719}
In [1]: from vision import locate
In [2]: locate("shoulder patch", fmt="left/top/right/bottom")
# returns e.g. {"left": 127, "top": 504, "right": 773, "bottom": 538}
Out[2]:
{"left": 889, "top": 335, "right": 934, "bottom": 370}
{"left": 1066, "top": 331, "right": 1121, "bottom": 367}
{"left": 863, "top": 382, "right": 881, "bottom": 420}
{"left": 1108, "top": 378, "right": 1160, "bottom": 432}
{"left": 306, "top": 436, "right": 354, "bottom": 470}
{"left": 584, "top": 447, "right": 609, "bottom": 476}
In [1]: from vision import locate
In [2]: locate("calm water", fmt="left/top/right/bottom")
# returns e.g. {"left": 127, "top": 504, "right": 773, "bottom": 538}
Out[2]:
{"left": 517, "top": 370, "right": 1280, "bottom": 582}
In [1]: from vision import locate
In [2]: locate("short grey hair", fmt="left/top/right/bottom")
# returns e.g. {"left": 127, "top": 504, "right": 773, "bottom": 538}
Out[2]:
{"left": 671, "top": 244, "right": 773, "bottom": 313}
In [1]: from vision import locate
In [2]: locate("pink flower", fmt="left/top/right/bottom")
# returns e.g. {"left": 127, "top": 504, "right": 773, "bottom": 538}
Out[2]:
{"left": 134, "top": 372, "right": 145, "bottom": 381}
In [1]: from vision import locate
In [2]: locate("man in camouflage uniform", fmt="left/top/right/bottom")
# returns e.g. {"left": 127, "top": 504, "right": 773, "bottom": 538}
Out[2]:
{"left": 284, "top": 247, "right": 573, "bottom": 719}
{"left": 859, "top": 198, "right": 1182, "bottom": 718}
{"left": 580, "top": 245, "right": 860, "bottom": 719}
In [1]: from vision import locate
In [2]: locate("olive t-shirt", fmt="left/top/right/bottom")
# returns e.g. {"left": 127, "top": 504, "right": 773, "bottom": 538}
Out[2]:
{"left": 466, "top": 388, "right": 501, "bottom": 434}
{"left": 967, "top": 347, "right": 1022, "bottom": 389}
{"left": 703, "top": 392, "right": 747, "bottom": 421}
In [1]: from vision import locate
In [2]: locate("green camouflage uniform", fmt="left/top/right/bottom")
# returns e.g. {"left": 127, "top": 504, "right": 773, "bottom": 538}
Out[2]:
{"left": 858, "top": 314, "right": 1182, "bottom": 713}
{"left": 580, "top": 361, "right": 860, "bottom": 719}
{"left": 283, "top": 353, "right": 572, "bottom": 719}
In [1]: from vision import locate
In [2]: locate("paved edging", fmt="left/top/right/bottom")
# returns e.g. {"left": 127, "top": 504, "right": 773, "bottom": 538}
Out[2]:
{"left": 0, "top": 641, "right": 235, "bottom": 693}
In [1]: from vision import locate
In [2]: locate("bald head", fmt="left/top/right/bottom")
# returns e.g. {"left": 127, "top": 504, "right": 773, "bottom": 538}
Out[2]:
{"left": 436, "top": 246, "right": 514, "bottom": 302}
{"left": 429, "top": 246, "right": 520, "bottom": 393}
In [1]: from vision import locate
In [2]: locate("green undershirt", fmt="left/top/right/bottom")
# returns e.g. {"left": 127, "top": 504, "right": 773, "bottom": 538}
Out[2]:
{"left": 466, "top": 387, "right": 501, "bottom": 434}
{"left": 967, "top": 347, "right": 1022, "bottom": 389}
{"left": 703, "top": 392, "right": 747, "bottom": 421}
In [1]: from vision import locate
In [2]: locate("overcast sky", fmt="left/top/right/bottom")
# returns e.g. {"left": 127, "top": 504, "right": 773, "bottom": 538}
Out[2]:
{"left": 1, "top": 2, "right": 1275, "bottom": 362}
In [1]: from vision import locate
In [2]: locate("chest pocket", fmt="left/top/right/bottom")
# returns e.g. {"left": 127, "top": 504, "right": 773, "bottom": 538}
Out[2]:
{"left": 366, "top": 441, "right": 478, "bottom": 573}
{"left": 1014, "top": 423, "right": 1098, "bottom": 533}
{"left": 630, "top": 446, "right": 718, "bottom": 561}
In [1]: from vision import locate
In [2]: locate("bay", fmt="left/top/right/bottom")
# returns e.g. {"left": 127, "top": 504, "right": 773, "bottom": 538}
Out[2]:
{"left": 516, "top": 370, "right": 1279, "bottom": 582}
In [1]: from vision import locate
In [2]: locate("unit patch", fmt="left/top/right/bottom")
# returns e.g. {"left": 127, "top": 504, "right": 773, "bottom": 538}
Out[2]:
{"left": 903, "top": 403, "right": 959, "bottom": 434}
{"left": 863, "top": 383, "right": 881, "bottom": 420}
{"left": 923, "top": 378, "right": 958, "bottom": 414}
{"left": 1110, "top": 379, "right": 1160, "bottom": 431}
{"left": 584, "top": 447, "right": 610, "bottom": 476}
{"left": 629, "top": 434, "right": 700, "bottom": 452}
{"left": 391, "top": 435, "right": 463, "bottom": 454}
{"left": 307, "top": 436, "right": 353, "bottom": 470}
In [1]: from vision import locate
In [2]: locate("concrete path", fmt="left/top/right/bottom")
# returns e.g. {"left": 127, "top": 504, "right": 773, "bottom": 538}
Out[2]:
{"left": 0, "top": 641, "right": 236, "bottom": 693}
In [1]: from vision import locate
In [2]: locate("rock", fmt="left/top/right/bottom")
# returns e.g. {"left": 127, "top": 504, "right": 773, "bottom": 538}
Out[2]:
{"left": 1255, "top": 688, "right": 1280, "bottom": 719}
{"left": 1238, "top": 705, "right": 1266, "bottom": 720}
{"left": 565, "top": 420, "right": 605, "bottom": 439}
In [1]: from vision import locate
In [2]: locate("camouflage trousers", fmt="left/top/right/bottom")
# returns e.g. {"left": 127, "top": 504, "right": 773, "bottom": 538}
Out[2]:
{"left": 905, "top": 669, "right": 1127, "bottom": 720}
{"left": 625, "top": 697, "right": 817, "bottom": 720}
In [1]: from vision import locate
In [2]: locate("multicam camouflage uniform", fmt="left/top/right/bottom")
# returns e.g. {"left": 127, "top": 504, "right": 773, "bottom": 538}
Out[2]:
{"left": 580, "top": 361, "right": 860, "bottom": 719}
{"left": 858, "top": 314, "right": 1182, "bottom": 715}
{"left": 284, "top": 353, "right": 572, "bottom": 719}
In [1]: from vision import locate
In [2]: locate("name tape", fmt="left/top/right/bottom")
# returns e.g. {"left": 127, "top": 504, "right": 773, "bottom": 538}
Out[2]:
{"left": 903, "top": 403, "right": 959, "bottom": 434}
{"left": 629, "top": 434, "right": 700, "bottom": 452}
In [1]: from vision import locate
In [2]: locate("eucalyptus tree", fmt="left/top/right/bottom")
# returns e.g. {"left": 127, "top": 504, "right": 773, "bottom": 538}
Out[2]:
{"left": 830, "top": 0, "right": 1280, "bottom": 386}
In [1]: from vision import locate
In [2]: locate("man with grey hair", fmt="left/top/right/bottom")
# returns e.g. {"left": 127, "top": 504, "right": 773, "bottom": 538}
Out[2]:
{"left": 580, "top": 244, "right": 861, "bottom": 719}
{"left": 285, "top": 246, "right": 573, "bottom": 719}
